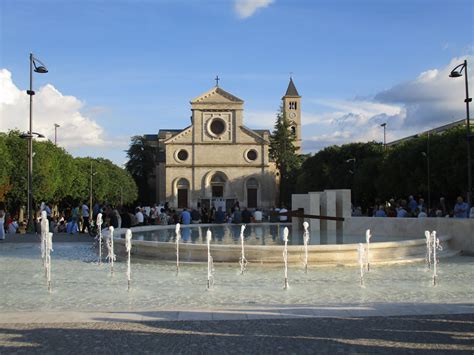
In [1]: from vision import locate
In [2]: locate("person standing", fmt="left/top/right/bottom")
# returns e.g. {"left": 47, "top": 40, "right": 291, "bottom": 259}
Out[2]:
{"left": 135, "top": 207, "right": 144, "bottom": 226}
{"left": 180, "top": 208, "right": 191, "bottom": 225}
{"left": 241, "top": 207, "right": 252, "bottom": 224}
{"left": 0, "top": 203, "right": 5, "bottom": 241}
{"left": 71, "top": 203, "right": 80, "bottom": 232}
{"left": 279, "top": 205, "right": 288, "bottom": 222}
{"left": 453, "top": 196, "right": 469, "bottom": 218}
{"left": 253, "top": 208, "right": 263, "bottom": 222}
{"left": 81, "top": 202, "right": 90, "bottom": 233}
{"left": 159, "top": 208, "right": 169, "bottom": 225}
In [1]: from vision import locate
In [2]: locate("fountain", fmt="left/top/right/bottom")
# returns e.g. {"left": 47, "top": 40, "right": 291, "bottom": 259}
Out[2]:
{"left": 106, "top": 226, "right": 116, "bottom": 275}
{"left": 40, "top": 211, "right": 48, "bottom": 269}
{"left": 96, "top": 213, "right": 103, "bottom": 265}
{"left": 175, "top": 223, "right": 181, "bottom": 275}
{"left": 303, "top": 221, "right": 309, "bottom": 273}
{"left": 283, "top": 226, "right": 289, "bottom": 289}
{"left": 432, "top": 231, "right": 442, "bottom": 286}
{"left": 45, "top": 231, "right": 53, "bottom": 293}
{"left": 357, "top": 243, "right": 365, "bottom": 286}
{"left": 366, "top": 229, "right": 372, "bottom": 272}
{"left": 239, "top": 225, "right": 248, "bottom": 275}
{"left": 125, "top": 229, "right": 132, "bottom": 291}
{"left": 425, "top": 230, "right": 432, "bottom": 269}
{"left": 206, "top": 229, "right": 214, "bottom": 289}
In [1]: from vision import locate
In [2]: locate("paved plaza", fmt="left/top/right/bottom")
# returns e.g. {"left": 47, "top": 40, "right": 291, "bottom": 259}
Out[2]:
{"left": 1, "top": 235, "right": 473, "bottom": 353}
{"left": 1, "top": 314, "right": 473, "bottom": 354}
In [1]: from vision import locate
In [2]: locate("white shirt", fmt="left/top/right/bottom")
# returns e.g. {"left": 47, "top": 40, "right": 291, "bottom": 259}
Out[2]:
{"left": 279, "top": 208, "right": 288, "bottom": 222}
{"left": 253, "top": 210, "right": 263, "bottom": 221}
{"left": 135, "top": 211, "right": 144, "bottom": 224}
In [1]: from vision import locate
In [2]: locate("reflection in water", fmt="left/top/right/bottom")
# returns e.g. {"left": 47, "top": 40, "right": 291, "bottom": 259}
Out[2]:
{"left": 181, "top": 227, "right": 190, "bottom": 242}
{"left": 122, "top": 224, "right": 420, "bottom": 246}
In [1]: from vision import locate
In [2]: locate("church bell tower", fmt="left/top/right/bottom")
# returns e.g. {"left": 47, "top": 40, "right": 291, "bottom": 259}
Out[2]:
{"left": 282, "top": 77, "right": 302, "bottom": 153}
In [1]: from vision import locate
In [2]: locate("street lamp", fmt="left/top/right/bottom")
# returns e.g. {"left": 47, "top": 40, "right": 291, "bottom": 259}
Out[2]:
{"left": 54, "top": 123, "right": 60, "bottom": 146}
{"left": 449, "top": 59, "right": 472, "bottom": 206}
{"left": 380, "top": 123, "right": 387, "bottom": 150}
{"left": 346, "top": 158, "right": 356, "bottom": 208}
{"left": 90, "top": 161, "right": 97, "bottom": 225}
{"left": 26, "top": 53, "right": 48, "bottom": 231}
{"left": 421, "top": 132, "right": 431, "bottom": 211}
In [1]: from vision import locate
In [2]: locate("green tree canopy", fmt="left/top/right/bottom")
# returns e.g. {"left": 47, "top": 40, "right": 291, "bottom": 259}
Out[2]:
{"left": 269, "top": 105, "right": 303, "bottom": 206}
{"left": 125, "top": 135, "right": 156, "bottom": 204}
{"left": 0, "top": 130, "right": 138, "bottom": 212}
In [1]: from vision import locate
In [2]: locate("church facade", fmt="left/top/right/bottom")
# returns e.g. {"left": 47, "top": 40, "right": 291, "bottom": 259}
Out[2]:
{"left": 144, "top": 78, "right": 301, "bottom": 210}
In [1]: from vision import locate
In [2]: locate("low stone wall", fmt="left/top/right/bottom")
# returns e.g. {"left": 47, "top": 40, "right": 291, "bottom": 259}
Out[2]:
{"left": 114, "top": 233, "right": 455, "bottom": 266}
{"left": 344, "top": 217, "right": 474, "bottom": 254}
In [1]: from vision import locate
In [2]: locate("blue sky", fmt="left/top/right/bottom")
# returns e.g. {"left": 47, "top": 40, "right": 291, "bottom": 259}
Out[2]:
{"left": 1, "top": 0, "right": 473, "bottom": 165}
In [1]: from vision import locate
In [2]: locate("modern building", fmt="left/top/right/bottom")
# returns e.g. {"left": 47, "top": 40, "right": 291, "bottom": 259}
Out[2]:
{"left": 386, "top": 118, "right": 467, "bottom": 147}
{"left": 144, "top": 78, "right": 302, "bottom": 210}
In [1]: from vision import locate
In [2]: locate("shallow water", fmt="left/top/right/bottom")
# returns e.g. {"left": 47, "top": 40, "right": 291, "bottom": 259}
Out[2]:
{"left": 0, "top": 242, "right": 472, "bottom": 313}
{"left": 127, "top": 224, "right": 422, "bottom": 246}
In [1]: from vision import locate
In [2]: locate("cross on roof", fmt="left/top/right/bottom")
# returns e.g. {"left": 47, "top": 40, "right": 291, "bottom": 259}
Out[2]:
{"left": 215, "top": 75, "right": 220, "bottom": 87}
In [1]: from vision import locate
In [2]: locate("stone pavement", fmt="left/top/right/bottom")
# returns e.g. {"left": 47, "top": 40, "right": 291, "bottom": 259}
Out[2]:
{"left": 0, "top": 314, "right": 473, "bottom": 354}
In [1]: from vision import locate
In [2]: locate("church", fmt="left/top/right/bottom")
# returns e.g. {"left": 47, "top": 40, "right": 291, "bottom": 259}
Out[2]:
{"left": 144, "top": 78, "right": 302, "bottom": 211}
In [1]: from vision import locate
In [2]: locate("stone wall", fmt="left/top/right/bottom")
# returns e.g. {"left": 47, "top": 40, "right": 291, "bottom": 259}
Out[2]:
{"left": 344, "top": 217, "right": 474, "bottom": 254}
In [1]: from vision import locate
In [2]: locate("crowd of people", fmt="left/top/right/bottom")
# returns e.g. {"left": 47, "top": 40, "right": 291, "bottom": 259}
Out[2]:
{"left": 0, "top": 200, "right": 290, "bottom": 237}
{"left": 356, "top": 195, "right": 474, "bottom": 219}
{"left": 1, "top": 193, "right": 473, "bottom": 239}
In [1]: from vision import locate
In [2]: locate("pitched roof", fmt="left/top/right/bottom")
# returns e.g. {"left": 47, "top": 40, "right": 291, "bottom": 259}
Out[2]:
{"left": 284, "top": 78, "right": 300, "bottom": 97}
{"left": 191, "top": 86, "right": 243, "bottom": 104}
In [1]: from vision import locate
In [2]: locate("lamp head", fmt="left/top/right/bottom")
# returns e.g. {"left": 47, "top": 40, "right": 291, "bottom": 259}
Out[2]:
{"left": 34, "top": 66, "right": 48, "bottom": 74}
{"left": 449, "top": 71, "right": 462, "bottom": 78}
{"left": 380, "top": 123, "right": 387, "bottom": 127}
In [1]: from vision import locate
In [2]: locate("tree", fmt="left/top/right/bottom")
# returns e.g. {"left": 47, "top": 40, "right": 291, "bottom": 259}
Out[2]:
{"left": 0, "top": 129, "right": 137, "bottom": 212}
{"left": 125, "top": 135, "right": 156, "bottom": 204}
{"left": 269, "top": 105, "right": 302, "bottom": 207}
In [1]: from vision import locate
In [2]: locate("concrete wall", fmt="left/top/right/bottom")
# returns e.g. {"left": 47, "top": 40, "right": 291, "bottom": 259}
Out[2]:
{"left": 320, "top": 190, "right": 337, "bottom": 231}
{"left": 344, "top": 217, "right": 474, "bottom": 254}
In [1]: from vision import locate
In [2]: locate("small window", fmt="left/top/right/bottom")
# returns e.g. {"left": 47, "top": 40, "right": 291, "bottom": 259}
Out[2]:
{"left": 177, "top": 149, "right": 188, "bottom": 161}
{"left": 246, "top": 149, "right": 258, "bottom": 161}
{"left": 291, "top": 126, "right": 296, "bottom": 135}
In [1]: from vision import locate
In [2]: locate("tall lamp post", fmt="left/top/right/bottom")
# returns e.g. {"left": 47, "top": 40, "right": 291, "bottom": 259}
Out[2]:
{"left": 26, "top": 53, "right": 48, "bottom": 230}
{"left": 449, "top": 60, "right": 472, "bottom": 206}
{"left": 380, "top": 123, "right": 387, "bottom": 150}
{"left": 421, "top": 132, "right": 431, "bottom": 211}
{"left": 90, "top": 161, "right": 97, "bottom": 225}
{"left": 54, "top": 123, "right": 60, "bottom": 146}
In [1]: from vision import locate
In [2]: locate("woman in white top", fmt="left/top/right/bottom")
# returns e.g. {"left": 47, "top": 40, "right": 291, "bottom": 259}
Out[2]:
{"left": 0, "top": 206, "right": 5, "bottom": 240}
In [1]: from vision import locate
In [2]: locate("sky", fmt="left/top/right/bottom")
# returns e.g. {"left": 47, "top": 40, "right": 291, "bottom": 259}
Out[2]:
{"left": 0, "top": 0, "right": 473, "bottom": 166}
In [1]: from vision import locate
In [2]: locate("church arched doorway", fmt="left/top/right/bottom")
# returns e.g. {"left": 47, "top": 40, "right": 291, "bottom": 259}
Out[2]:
{"left": 177, "top": 178, "right": 189, "bottom": 208}
{"left": 246, "top": 178, "right": 258, "bottom": 208}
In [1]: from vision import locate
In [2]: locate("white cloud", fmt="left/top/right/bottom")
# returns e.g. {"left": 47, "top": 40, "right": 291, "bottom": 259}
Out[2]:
{"left": 234, "top": 0, "right": 274, "bottom": 19}
{"left": 300, "top": 56, "right": 473, "bottom": 153}
{"left": 0, "top": 69, "right": 118, "bottom": 150}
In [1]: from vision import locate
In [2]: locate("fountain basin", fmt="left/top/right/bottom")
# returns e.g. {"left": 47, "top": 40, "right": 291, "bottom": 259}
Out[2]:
{"left": 114, "top": 224, "right": 457, "bottom": 265}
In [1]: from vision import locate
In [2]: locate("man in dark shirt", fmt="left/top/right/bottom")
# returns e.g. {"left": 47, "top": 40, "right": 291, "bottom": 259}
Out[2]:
{"left": 120, "top": 207, "right": 132, "bottom": 228}
{"left": 214, "top": 207, "right": 225, "bottom": 223}
{"left": 241, "top": 207, "right": 252, "bottom": 224}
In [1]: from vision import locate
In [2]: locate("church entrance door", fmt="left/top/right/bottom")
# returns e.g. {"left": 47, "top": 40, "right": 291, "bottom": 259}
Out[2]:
{"left": 178, "top": 189, "right": 188, "bottom": 208}
{"left": 247, "top": 188, "right": 257, "bottom": 208}
{"left": 176, "top": 178, "right": 189, "bottom": 209}
{"left": 246, "top": 178, "right": 259, "bottom": 208}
